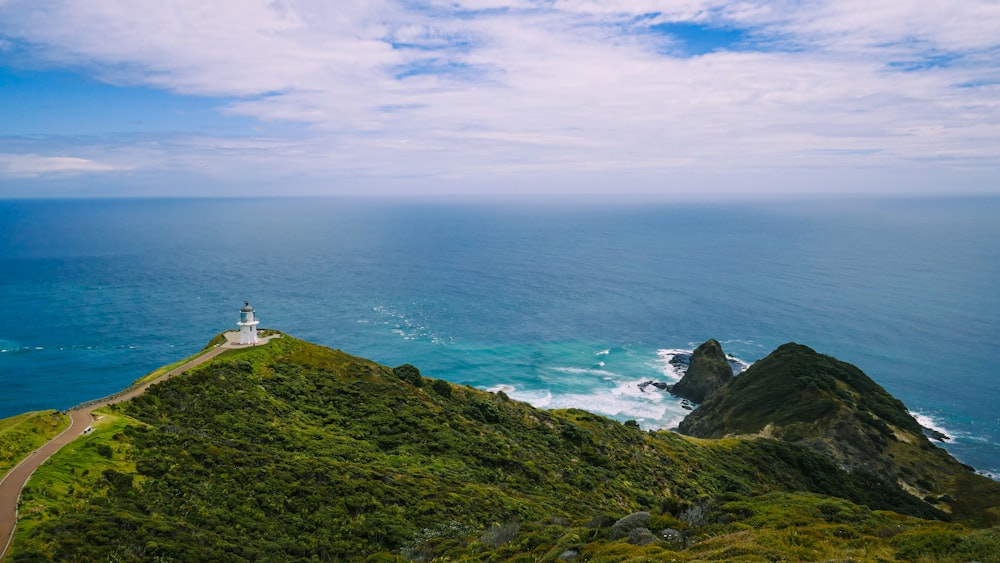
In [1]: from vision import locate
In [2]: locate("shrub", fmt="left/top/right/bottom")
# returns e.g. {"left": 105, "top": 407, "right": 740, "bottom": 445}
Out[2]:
{"left": 393, "top": 364, "right": 423, "bottom": 387}
{"left": 430, "top": 379, "right": 452, "bottom": 397}
{"left": 680, "top": 500, "right": 714, "bottom": 528}
{"left": 585, "top": 515, "right": 616, "bottom": 529}
{"left": 467, "top": 398, "right": 501, "bottom": 423}
{"left": 101, "top": 469, "right": 133, "bottom": 491}
{"left": 560, "top": 424, "right": 586, "bottom": 445}
{"left": 627, "top": 527, "right": 656, "bottom": 546}
{"left": 610, "top": 512, "right": 651, "bottom": 540}
{"left": 891, "top": 527, "right": 963, "bottom": 560}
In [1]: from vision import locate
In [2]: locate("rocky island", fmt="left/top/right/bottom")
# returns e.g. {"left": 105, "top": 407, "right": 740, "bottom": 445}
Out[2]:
{"left": 2, "top": 333, "right": 999, "bottom": 561}
{"left": 669, "top": 338, "right": 734, "bottom": 404}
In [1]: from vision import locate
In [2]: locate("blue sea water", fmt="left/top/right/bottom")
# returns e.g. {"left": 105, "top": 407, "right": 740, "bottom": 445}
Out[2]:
{"left": 1, "top": 196, "right": 998, "bottom": 478}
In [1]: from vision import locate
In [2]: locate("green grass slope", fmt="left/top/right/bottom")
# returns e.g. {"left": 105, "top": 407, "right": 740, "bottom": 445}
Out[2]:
{"left": 9, "top": 335, "right": 1000, "bottom": 561}
{"left": 0, "top": 411, "right": 69, "bottom": 477}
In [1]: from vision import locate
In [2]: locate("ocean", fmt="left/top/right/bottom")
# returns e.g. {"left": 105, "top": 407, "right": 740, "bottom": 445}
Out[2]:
{"left": 1, "top": 196, "right": 998, "bottom": 478}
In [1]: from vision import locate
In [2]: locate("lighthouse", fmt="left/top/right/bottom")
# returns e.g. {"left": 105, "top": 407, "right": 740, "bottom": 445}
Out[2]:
{"left": 238, "top": 302, "right": 260, "bottom": 345}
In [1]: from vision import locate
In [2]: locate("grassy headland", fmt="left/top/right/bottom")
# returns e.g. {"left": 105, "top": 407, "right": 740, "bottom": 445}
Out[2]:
{"left": 8, "top": 334, "right": 1000, "bottom": 561}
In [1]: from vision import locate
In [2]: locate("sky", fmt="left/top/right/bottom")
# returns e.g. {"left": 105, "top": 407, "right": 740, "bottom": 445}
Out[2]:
{"left": 0, "top": 0, "right": 999, "bottom": 199}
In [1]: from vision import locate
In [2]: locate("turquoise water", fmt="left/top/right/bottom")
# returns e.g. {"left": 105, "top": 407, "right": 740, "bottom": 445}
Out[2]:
{"left": 1, "top": 197, "right": 998, "bottom": 477}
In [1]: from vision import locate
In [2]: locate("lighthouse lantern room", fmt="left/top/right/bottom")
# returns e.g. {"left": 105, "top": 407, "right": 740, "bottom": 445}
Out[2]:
{"left": 238, "top": 302, "right": 260, "bottom": 345}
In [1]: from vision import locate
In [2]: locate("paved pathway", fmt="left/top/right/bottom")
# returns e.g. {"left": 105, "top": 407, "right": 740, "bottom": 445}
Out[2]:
{"left": 0, "top": 332, "right": 279, "bottom": 560}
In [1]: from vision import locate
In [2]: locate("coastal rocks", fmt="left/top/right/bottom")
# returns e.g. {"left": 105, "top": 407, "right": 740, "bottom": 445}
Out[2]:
{"left": 669, "top": 339, "right": 733, "bottom": 404}
{"left": 922, "top": 425, "right": 951, "bottom": 442}
{"left": 637, "top": 380, "right": 669, "bottom": 392}
{"left": 636, "top": 380, "right": 693, "bottom": 409}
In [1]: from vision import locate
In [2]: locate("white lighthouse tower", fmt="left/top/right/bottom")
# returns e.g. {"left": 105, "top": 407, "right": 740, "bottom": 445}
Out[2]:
{"left": 238, "top": 302, "right": 260, "bottom": 345}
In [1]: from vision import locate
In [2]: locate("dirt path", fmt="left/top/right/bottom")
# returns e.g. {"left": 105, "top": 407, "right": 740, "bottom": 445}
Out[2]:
{"left": 0, "top": 333, "right": 279, "bottom": 560}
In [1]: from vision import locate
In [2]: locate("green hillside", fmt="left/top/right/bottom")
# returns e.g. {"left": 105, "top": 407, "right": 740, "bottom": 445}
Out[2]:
{"left": 9, "top": 335, "right": 1000, "bottom": 561}
{"left": 679, "top": 343, "right": 1000, "bottom": 528}
{"left": 0, "top": 411, "right": 69, "bottom": 476}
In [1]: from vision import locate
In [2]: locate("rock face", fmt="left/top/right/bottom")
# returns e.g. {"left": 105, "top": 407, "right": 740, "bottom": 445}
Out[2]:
{"left": 669, "top": 339, "right": 733, "bottom": 404}
{"left": 677, "top": 343, "right": 989, "bottom": 510}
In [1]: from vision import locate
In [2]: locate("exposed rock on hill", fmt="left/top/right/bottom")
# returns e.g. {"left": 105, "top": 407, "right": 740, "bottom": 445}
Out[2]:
{"left": 678, "top": 342, "right": 1000, "bottom": 526}
{"left": 669, "top": 339, "right": 733, "bottom": 404}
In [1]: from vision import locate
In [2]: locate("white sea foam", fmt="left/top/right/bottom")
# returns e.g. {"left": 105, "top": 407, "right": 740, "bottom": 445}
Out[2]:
{"left": 488, "top": 383, "right": 518, "bottom": 395}
{"left": 373, "top": 304, "right": 450, "bottom": 345}
{"left": 550, "top": 390, "right": 670, "bottom": 420}
{"left": 655, "top": 348, "right": 691, "bottom": 382}
{"left": 552, "top": 366, "right": 621, "bottom": 378}
{"left": 489, "top": 385, "right": 553, "bottom": 408}
{"left": 480, "top": 344, "right": 753, "bottom": 435}
{"left": 610, "top": 378, "right": 665, "bottom": 401}
{"left": 728, "top": 357, "right": 752, "bottom": 375}
{"left": 488, "top": 367, "right": 692, "bottom": 430}
{"left": 978, "top": 470, "right": 1000, "bottom": 482}
{"left": 963, "top": 435, "right": 993, "bottom": 444}
{"left": 910, "top": 410, "right": 954, "bottom": 439}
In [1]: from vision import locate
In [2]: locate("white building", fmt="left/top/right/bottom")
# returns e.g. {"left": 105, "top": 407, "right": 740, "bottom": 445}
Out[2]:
{"left": 238, "top": 302, "right": 260, "bottom": 345}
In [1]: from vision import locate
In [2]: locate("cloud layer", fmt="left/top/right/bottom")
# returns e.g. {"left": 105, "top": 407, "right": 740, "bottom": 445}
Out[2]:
{"left": 0, "top": 153, "right": 125, "bottom": 177}
{"left": 1, "top": 0, "right": 998, "bottom": 197}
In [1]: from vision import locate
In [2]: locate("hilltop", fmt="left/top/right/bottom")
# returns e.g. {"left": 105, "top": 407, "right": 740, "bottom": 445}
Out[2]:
{"left": 5, "top": 334, "right": 1000, "bottom": 561}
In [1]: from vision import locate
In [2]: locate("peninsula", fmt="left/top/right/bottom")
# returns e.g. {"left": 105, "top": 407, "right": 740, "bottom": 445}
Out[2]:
{"left": 2, "top": 332, "right": 998, "bottom": 561}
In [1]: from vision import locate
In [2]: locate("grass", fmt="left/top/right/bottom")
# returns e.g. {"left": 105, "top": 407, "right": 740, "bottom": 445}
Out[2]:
{"left": 11, "top": 410, "right": 138, "bottom": 555}
{"left": 0, "top": 411, "right": 70, "bottom": 478}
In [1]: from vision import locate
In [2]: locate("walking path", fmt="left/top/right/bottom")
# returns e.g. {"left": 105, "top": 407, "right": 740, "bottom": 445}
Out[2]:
{"left": 0, "top": 332, "right": 279, "bottom": 561}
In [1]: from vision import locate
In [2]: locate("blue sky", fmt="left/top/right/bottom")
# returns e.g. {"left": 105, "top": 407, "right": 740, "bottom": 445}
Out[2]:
{"left": 1, "top": 0, "right": 999, "bottom": 199}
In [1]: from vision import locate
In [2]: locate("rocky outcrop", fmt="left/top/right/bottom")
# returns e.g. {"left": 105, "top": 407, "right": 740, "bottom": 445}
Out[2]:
{"left": 669, "top": 339, "right": 733, "bottom": 404}
{"left": 637, "top": 380, "right": 669, "bottom": 392}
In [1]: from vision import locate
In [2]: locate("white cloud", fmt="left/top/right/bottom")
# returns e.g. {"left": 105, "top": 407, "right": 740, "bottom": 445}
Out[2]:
{"left": 0, "top": 0, "right": 998, "bottom": 196}
{"left": 0, "top": 154, "right": 127, "bottom": 177}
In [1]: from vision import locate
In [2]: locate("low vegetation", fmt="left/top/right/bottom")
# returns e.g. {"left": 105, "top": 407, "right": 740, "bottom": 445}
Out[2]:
{"left": 0, "top": 411, "right": 69, "bottom": 477}
{"left": 8, "top": 335, "right": 1000, "bottom": 561}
